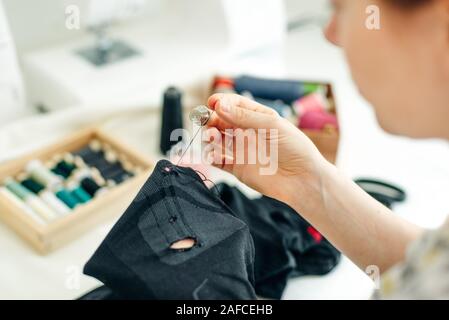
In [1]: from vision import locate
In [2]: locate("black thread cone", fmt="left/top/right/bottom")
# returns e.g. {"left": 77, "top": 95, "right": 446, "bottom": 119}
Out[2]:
{"left": 160, "top": 87, "right": 184, "bottom": 155}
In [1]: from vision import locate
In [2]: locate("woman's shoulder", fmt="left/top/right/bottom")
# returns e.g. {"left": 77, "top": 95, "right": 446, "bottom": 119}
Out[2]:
{"left": 375, "top": 217, "right": 449, "bottom": 299}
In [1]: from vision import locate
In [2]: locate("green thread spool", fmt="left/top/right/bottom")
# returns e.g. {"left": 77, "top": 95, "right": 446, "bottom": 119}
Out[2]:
{"left": 5, "top": 178, "right": 57, "bottom": 221}
{"left": 56, "top": 161, "right": 76, "bottom": 178}
{"left": 52, "top": 167, "right": 69, "bottom": 178}
{"left": 5, "top": 178, "right": 32, "bottom": 200}
{"left": 21, "top": 178, "right": 45, "bottom": 194}
{"left": 71, "top": 186, "right": 91, "bottom": 203}
{"left": 303, "top": 83, "right": 321, "bottom": 96}
{"left": 56, "top": 189, "right": 79, "bottom": 209}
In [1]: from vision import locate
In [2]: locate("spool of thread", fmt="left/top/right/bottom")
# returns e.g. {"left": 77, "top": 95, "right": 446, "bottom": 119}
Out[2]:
{"left": 89, "top": 139, "right": 102, "bottom": 152}
{"left": 212, "top": 76, "right": 236, "bottom": 94}
{"left": 160, "top": 86, "right": 184, "bottom": 155}
{"left": 55, "top": 189, "right": 80, "bottom": 209}
{"left": 39, "top": 191, "right": 71, "bottom": 215}
{"left": 4, "top": 178, "right": 57, "bottom": 222}
{"left": 108, "top": 171, "right": 133, "bottom": 184}
{"left": 63, "top": 152, "right": 75, "bottom": 164}
{"left": 104, "top": 150, "right": 118, "bottom": 163}
{"left": 51, "top": 167, "right": 67, "bottom": 178}
{"left": 26, "top": 160, "right": 63, "bottom": 190}
{"left": 55, "top": 161, "right": 76, "bottom": 177}
{"left": 21, "top": 178, "right": 44, "bottom": 194}
{"left": 80, "top": 177, "right": 102, "bottom": 197}
{"left": 70, "top": 186, "right": 92, "bottom": 203}
{"left": 298, "top": 109, "right": 339, "bottom": 131}
{"left": 84, "top": 155, "right": 110, "bottom": 169}
{"left": 233, "top": 75, "right": 319, "bottom": 104}
{"left": 0, "top": 187, "right": 46, "bottom": 225}
{"left": 293, "top": 92, "right": 329, "bottom": 116}
{"left": 75, "top": 146, "right": 104, "bottom": 165}
{"left": 21, "top": 178, "right": 70, "bottom": 215}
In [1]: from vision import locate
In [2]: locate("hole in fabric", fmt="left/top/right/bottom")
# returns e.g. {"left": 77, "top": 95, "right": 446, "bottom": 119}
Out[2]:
{"left": 169, "top": 216, "right": 177, "bottom": 223}
{"left": 169, "top": 238, "right": 196, "bottom": 251}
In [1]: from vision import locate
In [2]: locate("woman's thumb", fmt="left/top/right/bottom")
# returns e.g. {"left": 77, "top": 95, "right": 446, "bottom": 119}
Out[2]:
{"left": 214, "top": 96, "right": 277, "bottom": 129}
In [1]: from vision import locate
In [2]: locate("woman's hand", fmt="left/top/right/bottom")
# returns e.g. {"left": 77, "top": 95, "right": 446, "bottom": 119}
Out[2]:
{"left": 205, "top": 93, "right": 329, "bottom": 205}
{"left": 205, "top": 93, "right": 422, "bottom": 273}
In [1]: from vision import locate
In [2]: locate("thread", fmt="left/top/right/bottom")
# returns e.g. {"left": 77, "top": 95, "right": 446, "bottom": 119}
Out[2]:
{"left": 26, "top": 160, "right": 63, "bottom": 190}
{"left": 4, "top": 178, "right": 57, "bottom": 221}
{"left": 80, "top": 177, "right": 101, "bottom": 196}
{"left": 293, "top": 92, "right": 329, "bottom": 116}
{"left": 54, "top": 160, "right": 76, "bottom": 178}
{"left": 0, "top": 187, "right": 46, "bottom": 225}
{"left": 160, "top": 86, "right": 184, "bottom": 155}
{"left": 52, "top": 167, "right": 68, "bottom": 178}
{"left": 21, "top": 178, "right": 70, "bottom": 215}
{"left": 21, "top": 178, "right": 44, "bottom": 194}
{"left": 39, "top": 190, "right": 71, "bottom": 215}
{"left": 234, "top": 75, "right": 310, "bottom": 104}
{"left": 100, "top": 162, "right": 126, "bottom": 178}
{"left": 298, "top": 109, "right": 338, "bottom": 131}
{"left": 70, "top": 186, "right": 92, "bottom": 203}
{"left": 212, "top": 76, "right": 236, "bottom": 94}
{"left": 55, "top": 189, "right": 79, "bottom": 209}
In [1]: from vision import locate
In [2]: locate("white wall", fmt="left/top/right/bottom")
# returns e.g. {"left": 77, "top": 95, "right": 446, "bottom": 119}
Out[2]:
{"left": 284, "top": 0, "right": 329, "bottom": 20}
{"left": 2, "top": 0, "right": 164, "bottom": 53}
{"left": 3, "top": 0, "right": 329, "bottom": 54}
{"left": 0, "top": 0, "right": 27, "bottom": 124}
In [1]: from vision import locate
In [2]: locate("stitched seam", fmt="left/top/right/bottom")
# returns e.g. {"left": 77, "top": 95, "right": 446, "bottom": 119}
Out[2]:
{"left": 168, "top": 178, "right": 196, "bottom": 238}
{"left": 161, "top": 175, "right": 184, "bottom": 238}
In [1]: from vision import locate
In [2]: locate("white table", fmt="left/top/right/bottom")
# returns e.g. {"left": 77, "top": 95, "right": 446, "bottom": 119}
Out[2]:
{"left": 1, "top": 26, "right": 448, "bottom": 300}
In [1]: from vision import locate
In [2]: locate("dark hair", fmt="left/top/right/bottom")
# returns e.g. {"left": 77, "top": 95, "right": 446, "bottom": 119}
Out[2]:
{"left": 391, "top": 0, "right": 430, "bottom": 8}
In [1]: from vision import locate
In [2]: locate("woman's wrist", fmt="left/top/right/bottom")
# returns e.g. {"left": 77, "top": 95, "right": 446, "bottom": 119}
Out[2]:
{"left": 282, "top": 157, "right": 335, "bottom": 216}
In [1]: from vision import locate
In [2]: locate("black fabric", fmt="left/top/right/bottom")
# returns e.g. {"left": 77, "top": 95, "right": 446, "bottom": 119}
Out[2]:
{"left": 216, "top": 183, "right": 341, "bottom": 299}
{"left": 83, "top": 160, "right": 257, "bottom": 300}
{"left": 78, "top": 285, "right": 123, "bottom": 300}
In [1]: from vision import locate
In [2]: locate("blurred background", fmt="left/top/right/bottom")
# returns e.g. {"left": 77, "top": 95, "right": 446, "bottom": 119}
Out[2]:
{"left": 0, "top": 0, "right": 330, "bottom": 120}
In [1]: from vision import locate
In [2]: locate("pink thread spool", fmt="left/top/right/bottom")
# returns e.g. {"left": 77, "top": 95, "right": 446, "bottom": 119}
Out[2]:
{"left": 299, "top": 109, "right": 339, "bottom": 131}
{"left": 293, "top": 92, "right": 328, "bottom": 116}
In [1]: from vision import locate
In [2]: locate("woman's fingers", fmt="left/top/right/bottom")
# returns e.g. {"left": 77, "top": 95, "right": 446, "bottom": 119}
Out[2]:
{"left": 207, "top": 94, "right": 279, "bottom": 130}
{"left": 208, "top": 93, "right": 276, "bottom": 115}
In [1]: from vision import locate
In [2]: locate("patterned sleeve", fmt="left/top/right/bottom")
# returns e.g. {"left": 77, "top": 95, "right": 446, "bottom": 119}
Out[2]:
{"left": 374, "top": 218, "right": 449, "bottom": 299}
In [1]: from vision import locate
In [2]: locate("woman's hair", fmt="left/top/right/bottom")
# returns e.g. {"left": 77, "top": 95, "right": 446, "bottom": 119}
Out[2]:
{"left": 391, "top": 0, "right": 430, "bottom": 8}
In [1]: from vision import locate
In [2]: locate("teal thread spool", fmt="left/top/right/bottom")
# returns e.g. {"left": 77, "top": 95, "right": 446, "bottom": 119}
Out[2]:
{"left": 5, "top": 178, "right": 31, "bottom": 201}
{"left": 71, "top": 186, "right": 91, "bottom": 203}
{"left": 4, "top": 178, "right": 57, "bottom": 221}
{"left": 21, "top": 178, "right": 70, "bottom": 215}
{"left": 52, "top": 167, "right": 68, "bottom": 178}
{"left": 55, "top": 189, "right": 79, "bottom": 209}
{"left": 21, "top": 178, "right": 45, "bottom": 194}
{"left": 53, "top": 161, "right": 76, "bottom": 178}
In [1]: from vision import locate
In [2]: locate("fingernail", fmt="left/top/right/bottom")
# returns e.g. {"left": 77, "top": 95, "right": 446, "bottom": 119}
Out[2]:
{"left": 219, "top": 98, "right": 231, "bottom": 113}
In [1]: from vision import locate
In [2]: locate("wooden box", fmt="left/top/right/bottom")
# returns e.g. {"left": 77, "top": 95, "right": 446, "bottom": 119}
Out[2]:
{"left": 210, "top": 77, "right": 340, "bottom": 164}
{"left": 0, "top": 127, "right": 153, "bottom": 254}
{"left": 301, "top": 83, "right": 339, "bottom": 164}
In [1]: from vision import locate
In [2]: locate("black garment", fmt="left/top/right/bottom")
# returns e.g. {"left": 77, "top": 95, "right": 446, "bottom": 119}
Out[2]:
{"left": 83, "top": 160, "right": 257, "bottom": 300}
{"left": 216, "top": 183, "right": 341, "bottom": 299}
